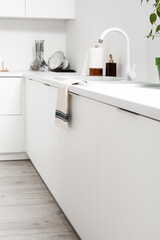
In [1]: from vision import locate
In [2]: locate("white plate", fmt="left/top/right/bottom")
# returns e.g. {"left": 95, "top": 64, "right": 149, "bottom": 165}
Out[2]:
{"left": 48, "top": 51, "right": 65, "bottom": 70}
{"left": 62, "top": 59, "right": 69, "bottom": 70}
{"left": 52, "top": 51, "right": 64, "bottom": 62}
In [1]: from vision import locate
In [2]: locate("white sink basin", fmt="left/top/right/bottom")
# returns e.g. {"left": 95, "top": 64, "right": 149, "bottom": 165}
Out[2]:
{"left": 85, "top": 81, "right": 138, "bottom": 87}
{"left": 52, "top": 75, "right": 124, "bottom": 82}
{"left": 52, "top": 75, "right": 160, "bottom": 91}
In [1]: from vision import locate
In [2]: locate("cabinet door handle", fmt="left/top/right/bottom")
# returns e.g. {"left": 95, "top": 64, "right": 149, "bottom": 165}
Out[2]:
{"left": 69, "top": 92, "right": 80, "bottom": 96}
{"left": 43, "top": 83, "right": 50, "bottom": 86}
{"left": 117, "top": 107, "right": 140, "bottom": 117}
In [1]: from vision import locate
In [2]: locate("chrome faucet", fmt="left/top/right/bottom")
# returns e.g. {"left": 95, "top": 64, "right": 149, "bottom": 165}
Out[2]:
{"left": 99, "top": 28, "right": 136, "bottom": 80}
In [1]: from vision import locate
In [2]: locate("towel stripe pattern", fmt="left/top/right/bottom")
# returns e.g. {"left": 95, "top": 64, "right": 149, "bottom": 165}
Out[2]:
{"left": 55, "top": 110, "right": 68, "bottom": 123}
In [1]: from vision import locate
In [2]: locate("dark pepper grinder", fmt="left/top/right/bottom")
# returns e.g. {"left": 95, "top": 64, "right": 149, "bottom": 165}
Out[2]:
{"left": 106, "top": 54, "right": 116, "bottom": 77}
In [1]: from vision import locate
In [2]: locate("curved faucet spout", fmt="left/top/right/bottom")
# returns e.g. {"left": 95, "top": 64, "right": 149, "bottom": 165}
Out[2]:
{"left": 99, "top": 27, "right": 135, "bottom": 80}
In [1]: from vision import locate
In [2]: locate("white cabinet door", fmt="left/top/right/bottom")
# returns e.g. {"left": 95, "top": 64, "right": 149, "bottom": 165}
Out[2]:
{"left": 0, "top": 0, "right": 25, "bottom": 17}
{"left": 0, "top": 78, "right": 21, "bottom": 115}
{"left": 0, "top": 116, "right": 24, "bottom": 153}
{"left": 60, "top": 94, "right": 98, "bottom": 240}
{"left": 39, "top": 83, "right": 61, "bottom": 202}
{"left": 26, "top": 79, "right": 40, "bottom": 167}
{"left": 98, "top": 103, "right": 160, "bottom": 240}
{"left": 26, "top": 0, "right": 76, "bottom": 19}
{"left": 26, "top": 79, "right": 61, "bottom": 201}
{"left": 0, "top": 77, "right": 24, "bottom": 153}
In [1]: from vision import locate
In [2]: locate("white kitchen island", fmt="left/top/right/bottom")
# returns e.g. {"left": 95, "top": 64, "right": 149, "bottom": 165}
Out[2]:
{"left": 24, "top": 71, "right": 160, "bottom": 240}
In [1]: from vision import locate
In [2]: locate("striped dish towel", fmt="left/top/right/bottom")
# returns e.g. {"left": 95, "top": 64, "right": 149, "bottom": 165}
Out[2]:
{"left": 55, "top": 79, "right": 83, "bottom": 130}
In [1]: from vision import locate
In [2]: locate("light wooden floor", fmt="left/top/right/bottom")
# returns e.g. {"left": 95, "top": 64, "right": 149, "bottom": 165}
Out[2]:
{"left": 0, "top": 160, "right": 80, "bottom": 240}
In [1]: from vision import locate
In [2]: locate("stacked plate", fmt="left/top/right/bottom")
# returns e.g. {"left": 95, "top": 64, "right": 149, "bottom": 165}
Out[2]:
{"left": 48, "top": 51, "right": 69, "bottom": 71}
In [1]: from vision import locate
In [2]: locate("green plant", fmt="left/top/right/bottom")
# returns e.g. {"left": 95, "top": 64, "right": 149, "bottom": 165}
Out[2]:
{"left": 141, "top": 0, "right": 160, "bottom": 39}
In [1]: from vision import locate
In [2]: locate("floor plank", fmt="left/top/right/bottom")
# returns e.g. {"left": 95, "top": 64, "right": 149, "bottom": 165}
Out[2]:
{"left": 0, "top": 165, "right": 37, "bottom": 177}
{"left": 0, "top": 232, "right": 79, "bottom": 240}
{"left": 0, "top": 183, "right": 47, "bottom": 195}
{"left": 0, "top": 217, "right": 70, "bottom": 237}
{"left": 0, "top": 192, "right": 54, "bottom": 207}
{"left": 0, "top": 204, "right": 61, "bottom": 220}
{"left": 0, "top": 175, "right": 43, "bottom": 186}
{"left": 0, "top": 160, "right": 80, "bottom": 239}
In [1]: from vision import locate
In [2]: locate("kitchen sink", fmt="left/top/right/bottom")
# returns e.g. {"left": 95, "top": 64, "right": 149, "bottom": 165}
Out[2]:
{"left": 52, "top": 75, "right": 128, "bottom": 83}
{"left": 52, "top": 75, "right": 160, "bottom": 90}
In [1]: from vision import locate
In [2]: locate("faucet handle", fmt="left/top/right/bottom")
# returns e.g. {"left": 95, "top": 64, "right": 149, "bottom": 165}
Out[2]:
{"left": 128, "top": 64, "right": 136, "bottom": 80}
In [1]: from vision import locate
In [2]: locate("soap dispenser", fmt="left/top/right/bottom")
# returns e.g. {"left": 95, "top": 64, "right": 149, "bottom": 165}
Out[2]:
{"left": 106, "top": 54, "right": 116, "bottom": 77}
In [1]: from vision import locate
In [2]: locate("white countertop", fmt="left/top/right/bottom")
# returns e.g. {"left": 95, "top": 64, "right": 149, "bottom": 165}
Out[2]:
{"left": 0, "top": 71, "right": 24, "bottom": 77}
{"left": 24, "top": 71, "right": 160, "bottom": 121}
{"left": 24, "top": 71, "right": 80, "bottom": 86}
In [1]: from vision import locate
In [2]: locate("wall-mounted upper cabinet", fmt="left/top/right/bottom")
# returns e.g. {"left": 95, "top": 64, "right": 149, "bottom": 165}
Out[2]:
{"left": 0, "top": 0, "right": 25, "bottom": 17}
{"left": 26, "top": 0, "right": 76, "bottom": 19}
{"left": 0, "top": 0, "right": 76, "bottom": 20}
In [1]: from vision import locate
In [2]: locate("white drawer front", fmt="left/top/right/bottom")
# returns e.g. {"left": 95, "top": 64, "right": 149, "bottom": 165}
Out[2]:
{"left": 0, "top": 78, "right": 22, "bottom": 115}
{"left": 26, "top": 0, "right": 75, "bottom": 19}
{"left": 0, "top": 116, "right": 24, "bottom": 153}
{"left": 0, "top": 0, "right": 25, "bottom": 17}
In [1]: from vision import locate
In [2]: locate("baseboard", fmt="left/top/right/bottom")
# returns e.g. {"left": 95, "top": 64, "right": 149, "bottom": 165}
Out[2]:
{"left": 0, "top": 152, "right": 29, "bottom": 161}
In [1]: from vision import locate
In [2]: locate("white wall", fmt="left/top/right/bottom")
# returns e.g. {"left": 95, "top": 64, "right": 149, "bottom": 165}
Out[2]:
{"left": 66, "top": 0, "right": 157, "bottom": 82}
{"left": 0, "top": 19, "right": 65, "bottom": 71}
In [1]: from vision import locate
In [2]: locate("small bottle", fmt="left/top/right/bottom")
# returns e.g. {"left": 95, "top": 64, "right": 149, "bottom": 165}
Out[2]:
{"left": 106, "top": 54, "right": 116, "bottom": 77}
